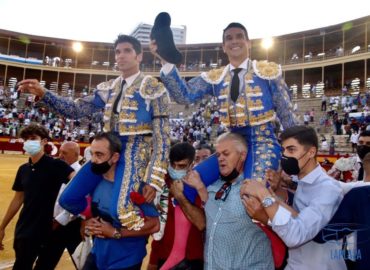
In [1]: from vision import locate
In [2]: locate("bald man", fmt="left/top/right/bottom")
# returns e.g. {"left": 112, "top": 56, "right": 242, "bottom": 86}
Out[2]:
{"left": 59, "top": 141, "right": 81, "bottom": 172}
{"left": 34, "top": 142, "right": 83, "bottom": 269}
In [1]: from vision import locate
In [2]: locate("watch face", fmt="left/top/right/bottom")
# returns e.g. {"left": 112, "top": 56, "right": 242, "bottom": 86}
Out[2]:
{"left": 262, "top": 197, "right": 275, "bottom": 208}
{"left": 264, "top": 198, "right": 272, "bottom": 205}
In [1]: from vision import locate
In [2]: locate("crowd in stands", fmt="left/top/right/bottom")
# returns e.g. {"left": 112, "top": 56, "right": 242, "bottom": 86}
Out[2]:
{"left": 318, "top": 91, "right": 370, "bottom": 138}
{"left": 0, "top": 85, "right": 225, "bottom": 147}
{"left": 0, "top": 86, "right": 101, "bottom": 142}
{"left": 169, "top": 97, "right": 225, "bottom": 147}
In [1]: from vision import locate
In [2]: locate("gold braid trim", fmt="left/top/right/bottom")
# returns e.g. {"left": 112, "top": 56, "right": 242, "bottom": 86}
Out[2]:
{"left": 252, "top": 60, "right": 281, "bottom": 80}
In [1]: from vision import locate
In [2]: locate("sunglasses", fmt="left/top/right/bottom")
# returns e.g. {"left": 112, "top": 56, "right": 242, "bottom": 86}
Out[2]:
{"left": 215, "top": 182, "right": 232, "bottom": 201}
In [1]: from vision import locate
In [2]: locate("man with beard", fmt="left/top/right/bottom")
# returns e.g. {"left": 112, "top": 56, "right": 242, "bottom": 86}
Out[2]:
{"left": 18, "top": 35, "right": 170, "bottom": 232}
{"left": 355, "top": 130, "right": 370, "bottom": 180}
{"left": 63, "top": 132, "right": 160, "bottom": 269}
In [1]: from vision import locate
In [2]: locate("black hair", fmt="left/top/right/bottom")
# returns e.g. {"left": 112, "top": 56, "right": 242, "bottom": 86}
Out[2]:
{"left": 359, "top": 130, "right": 370, "bottom": 139}
{"left": 113, "top": 34, "right": 142, "bottom": 55}
{"left": 94, "top": 132, "right": 122, "bottom": 154}
{"left": 169, "top": 142, "right": 195, "bottom": 164}
{"left": 280, "top": 126, "right": 318, "bottom": 150}
{"left": 196, "top": 143, "right": 215, "bottom": 154}
{"left": 223, "top": 22, "right": 249, "bottom": 43}
{"left": 20, "top": 123, "right": 50, "bottom": 140}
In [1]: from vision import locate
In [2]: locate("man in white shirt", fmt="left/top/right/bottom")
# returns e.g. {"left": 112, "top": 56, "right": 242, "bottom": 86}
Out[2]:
{"left": 343, "top": 105, "right": 351, "bottom": 114}
{"left": 316, "top": 153, "right": 370, "bottom": 270}
{"left": 303, "top": 113, "right": 310, "bottom": 125}
{"left": 354, "top": 130, "right": 370, "bottom": 180}
{"left": 84, "top": 137, "right": 94, "bottom": 162}
{"left": 59, "top": 141, "right": 81, "bottom": 172}
{"left": 341, "top": 96, "right": 347, "bottom": 108}
{"left": 241, "top": 126, "right": 345, "bottom": 270}
{"left": 350, "top": 131, "right": 359, "bottom": 153}
{"left": 34, "top": 141, "right": 82, "bottom": 269}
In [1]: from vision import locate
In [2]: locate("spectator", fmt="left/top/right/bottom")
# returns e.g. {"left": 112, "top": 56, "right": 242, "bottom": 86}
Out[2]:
{"left": 309, "top": 108, "right": 315, "bottom": 122}
{"left": 321, "top": 94, "right": 327, "bottom": 111}
{"left": 329, "top": 136, "right": 335, "bottom": 155}
{"left": 34, "top": 141, "right": 83, "bottom": 269}
{"left": 335, "top": 118, "right": 343, "bottom": 135}
{"left": 0, "top": 124, "right": 74, "bottom": 269}
{"left": 315, "top": 151, "right": 370, "bottom": 270}
{"left": 84, "top": 136, "right": 94, "bottom": 162}
{"left": 194, "top": 144, "right": 213, "bottom": 165}
{"left": 303, "top": 112, "right": 310, "bottom": 125}
{"left": 61, "top": 132, "right": 160, "bottom": 269}
{"left": 321, "top": 137, "right": 329, "bottom": 152}
{"left": 341, "top": 95, "right": 347, "bottom": 109}
{"left": 355, "top": 131, "right": 370, "bottom": 180}
{"left": 189, "top": 132, "right": 274, "bottom": 269}
{"left": 336, "top": 46, "right": 344, "bottom": 56}
{"left": 148, "top": 142, "right": 206, "bottom": 270}
{"left": 293, "top": 102, "right": 298, "bottom": 112}
{"left": 350, "top": 130, "right": 359, "bottom": 153}
{"left": 241, "top": 125, "right": 345, "bottom": 270}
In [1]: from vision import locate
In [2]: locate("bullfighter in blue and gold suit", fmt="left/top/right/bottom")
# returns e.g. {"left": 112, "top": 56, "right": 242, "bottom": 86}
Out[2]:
{"left": 150, "top": 22, "right": 300, "bottom": 269}
{"left": 162, "top": 59, "right": 298, "bottom": 182}
{"left": 19, "top": 35, "right": 170, "bottom": 232}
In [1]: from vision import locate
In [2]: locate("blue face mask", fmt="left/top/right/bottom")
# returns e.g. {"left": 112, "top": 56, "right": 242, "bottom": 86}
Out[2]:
{"left": 23, "top": 140, "right": 42, "bottom": 156}
{"left": 168, "top": 165, "right": 187, "bottom": 180}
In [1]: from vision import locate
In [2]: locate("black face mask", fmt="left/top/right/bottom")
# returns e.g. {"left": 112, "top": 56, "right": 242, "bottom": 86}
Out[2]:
{"left": 91, "top": 160, "right": 112, "bottom": 175}
{"left": 281, "top": 151, "right": 310, "bottom": 176}
{"left": 220, "top": 168, "right": 240, "bottom": 183}
{"left": 357, "top": 145, "right": 370, "bottom": 160}
{"left": 280, "top": 155, "right": 300, "bottom": 175}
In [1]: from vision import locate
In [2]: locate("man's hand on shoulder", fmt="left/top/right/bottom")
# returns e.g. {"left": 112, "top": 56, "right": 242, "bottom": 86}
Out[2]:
{"left": 241, "top": 195, "right": 269, "bottom": 225}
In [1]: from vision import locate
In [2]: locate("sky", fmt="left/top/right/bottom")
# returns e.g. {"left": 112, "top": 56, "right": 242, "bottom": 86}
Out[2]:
{"left": 0, "top": 0, "right": 369, "bottom": 44}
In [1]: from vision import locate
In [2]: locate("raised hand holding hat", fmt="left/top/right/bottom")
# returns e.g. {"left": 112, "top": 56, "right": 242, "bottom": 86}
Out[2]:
{"left": 150, "top": 12, "right": 182, "bottom": 64}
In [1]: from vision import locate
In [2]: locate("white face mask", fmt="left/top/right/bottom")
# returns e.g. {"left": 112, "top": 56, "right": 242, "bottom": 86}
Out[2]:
{"left": 168, "top": 165, "right": 187, "bottom": 180}
{"left": 23, "top": 140, "right": 42, "bottom": 156}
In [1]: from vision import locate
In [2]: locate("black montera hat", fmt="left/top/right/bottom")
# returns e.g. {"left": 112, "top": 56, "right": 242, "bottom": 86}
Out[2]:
{"left": 150, "top": 12, "right": 182, "bottom": 64}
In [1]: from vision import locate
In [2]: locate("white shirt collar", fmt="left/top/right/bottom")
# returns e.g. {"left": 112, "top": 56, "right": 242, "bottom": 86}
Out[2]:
{"left": 230, "top": 58, "right": 250, "bottom": 72}
{"left": 121, "top": 71, "right": 140, "bottom": 87}
{"left": 299, "top": 164, "right": 322, "bottom": 184}
{"left": 70, "top": 161, "right": 81, "bottom": 172}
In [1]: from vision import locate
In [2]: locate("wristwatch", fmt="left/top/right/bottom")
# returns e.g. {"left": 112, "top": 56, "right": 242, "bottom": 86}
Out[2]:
{"left": 261, "top": 196, "right": 276, "bottom": 208}
{"left": 112, "top": 228, "right": 121, "bottom": 239}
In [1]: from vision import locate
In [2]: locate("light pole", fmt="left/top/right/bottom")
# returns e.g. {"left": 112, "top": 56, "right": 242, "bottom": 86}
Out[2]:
{"left": 72, "top": 41, "right": 83, "bottom": 91}
{"left": 261, "top": 37, "right": 273, "bottom": 60}
{"left": 72, "top": 41, "right": 83, "bottom": 68}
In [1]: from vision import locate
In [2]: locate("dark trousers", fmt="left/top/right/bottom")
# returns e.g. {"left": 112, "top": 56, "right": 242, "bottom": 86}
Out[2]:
{"left": 82, "top": 253, "right": 142, "bottom": 270}
{"left": 34, "top": 219, "right": 82, "bottom": 270}
{"left": 13, "top": 238, "right": 43, "bottom": 270}
{"left": 321, "top": 101, "right": 327, "bottom": 111}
